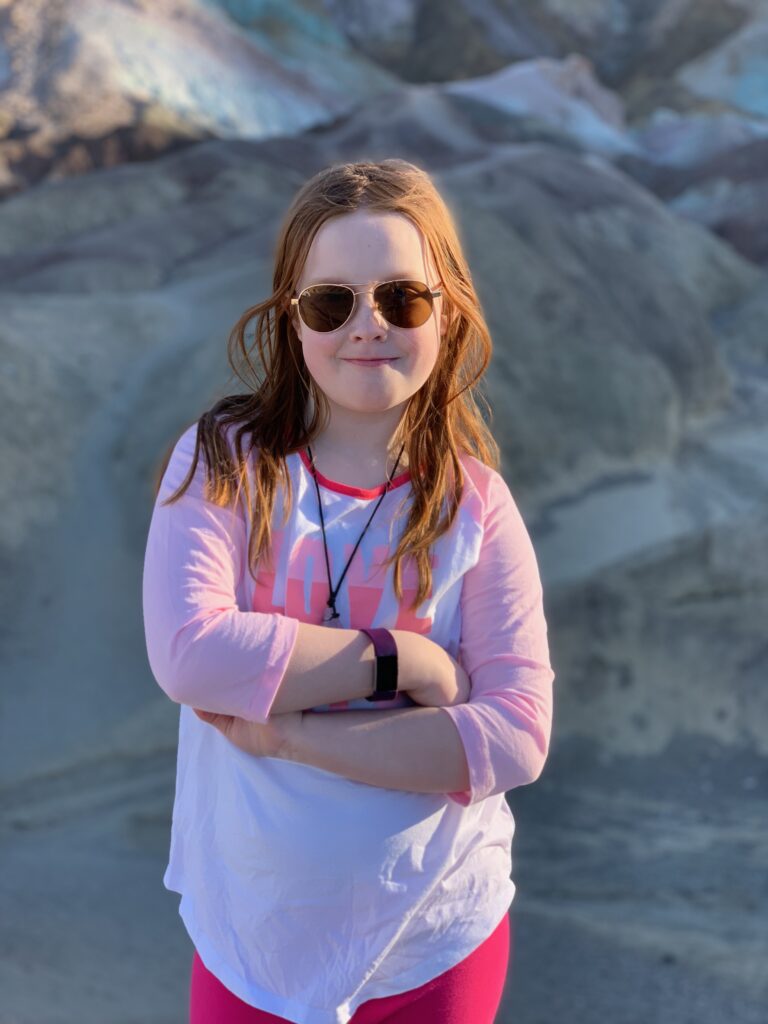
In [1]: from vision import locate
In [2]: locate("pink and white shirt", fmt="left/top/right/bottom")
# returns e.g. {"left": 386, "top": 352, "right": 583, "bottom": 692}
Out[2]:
{"left": 142, "top": 420, "right": 554, "bottom": 1024}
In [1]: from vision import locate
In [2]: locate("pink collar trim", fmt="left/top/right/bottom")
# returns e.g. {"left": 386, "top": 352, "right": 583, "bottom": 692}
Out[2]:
{"left": 298, "top": 448, "right": 412, "bottom": 498}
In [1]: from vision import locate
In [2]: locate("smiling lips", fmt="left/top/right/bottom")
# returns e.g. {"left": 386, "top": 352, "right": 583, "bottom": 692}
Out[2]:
{"left": 343, "top": 358, "right": 398, "bottom": 365}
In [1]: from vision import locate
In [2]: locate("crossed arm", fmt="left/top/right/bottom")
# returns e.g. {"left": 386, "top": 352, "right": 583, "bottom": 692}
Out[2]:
{"left": 278, "top": 704, "right": 471, "bottom": 796}
{"left": 266, "top": 621, "right": 472, "bottom": 796}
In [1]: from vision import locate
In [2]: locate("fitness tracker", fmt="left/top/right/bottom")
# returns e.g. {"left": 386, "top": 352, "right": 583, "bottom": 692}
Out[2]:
{"left": 361, "top": 628, "right": 399, "bottom": 702}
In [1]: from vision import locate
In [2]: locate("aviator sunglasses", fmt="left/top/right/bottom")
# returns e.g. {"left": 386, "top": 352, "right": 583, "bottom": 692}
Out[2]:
{"left": 291, "top": 279, "right": 442, "bottom": 333}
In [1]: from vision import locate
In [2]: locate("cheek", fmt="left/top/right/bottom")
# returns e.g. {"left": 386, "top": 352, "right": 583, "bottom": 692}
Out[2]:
{"left": 300, "top": 333, "right": 337, "bottom": 370}
{"left": 410, "top": 330, "right": 441, "bottom": 372}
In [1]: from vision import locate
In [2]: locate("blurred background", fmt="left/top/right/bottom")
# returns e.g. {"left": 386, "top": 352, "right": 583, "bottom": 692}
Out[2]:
{"left": 0, "top": 1, "right": 766, "bottom": 1021}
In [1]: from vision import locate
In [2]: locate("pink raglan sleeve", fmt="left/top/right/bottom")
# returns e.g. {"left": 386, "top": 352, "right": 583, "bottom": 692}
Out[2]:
{"left": 439, "top": 469, "right": 555, "bottom": 806}
{"left": 141, "top": 421, "right": 300, "bottom": 723}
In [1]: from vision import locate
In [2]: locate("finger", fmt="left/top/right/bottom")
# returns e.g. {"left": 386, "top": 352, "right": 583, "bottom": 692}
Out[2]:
{"left": 193, "top": 708, "right": 226, "bottom": 728}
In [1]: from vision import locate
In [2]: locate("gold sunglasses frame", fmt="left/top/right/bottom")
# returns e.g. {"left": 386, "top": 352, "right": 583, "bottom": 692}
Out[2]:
{"left": 290, "top": 279, "right": 443, "bottom": 332}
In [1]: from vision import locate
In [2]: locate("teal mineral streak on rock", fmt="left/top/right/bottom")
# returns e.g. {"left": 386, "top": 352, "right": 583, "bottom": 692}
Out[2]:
{"left": 206, "top": 0, "right": 352, "bottom": 47}
{"left": 731, "top": 61, "right": 768, "bottom": 118}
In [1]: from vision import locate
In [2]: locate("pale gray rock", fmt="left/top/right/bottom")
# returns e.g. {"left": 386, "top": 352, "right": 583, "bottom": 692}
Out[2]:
{"left": 1, "top": 18, "right": 767, "bottom": 1024}
{"left": 319, "top": 0, "right": 555, "bottom": 80}
{"left": 628, "top": 107, "right": 768, "bottom": 168}
{"left": 0, "top": 82, "right": 762, "bottom": 777}
{"left": 619, "top": 134, "right": 768, "bottom": 265}
{"left": 444, "top": 54, "right": 642, "bottom": 158}
{"left": 0, "top": 106, "right": 759, "bottom": 558}
{"left": 320, "top": 0, "right": 751, "bottom": 87}
{"left": 0, "top": 0, "right": 397, "bottom": 196}
{"left": 676, "top": 14, "right": 768, "bottom": 118}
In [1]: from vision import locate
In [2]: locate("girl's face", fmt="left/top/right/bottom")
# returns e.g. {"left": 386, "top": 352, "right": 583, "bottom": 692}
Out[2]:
{"left": 291, "top": 210, "right": 447, "bottom": 424}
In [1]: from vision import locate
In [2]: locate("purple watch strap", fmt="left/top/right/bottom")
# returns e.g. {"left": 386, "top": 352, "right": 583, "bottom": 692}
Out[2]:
{"left": 361, "top": 628, "right": 399, "bottom": 702}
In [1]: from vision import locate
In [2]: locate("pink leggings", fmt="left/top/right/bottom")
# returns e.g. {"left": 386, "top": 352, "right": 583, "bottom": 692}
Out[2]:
{"left": 189, "top": 913, "right": 511, "bottom": 1023}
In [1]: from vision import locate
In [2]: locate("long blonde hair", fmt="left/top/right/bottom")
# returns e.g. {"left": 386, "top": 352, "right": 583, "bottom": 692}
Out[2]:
{"left": 155, "top": 158, "right": 500, "bottom": 613}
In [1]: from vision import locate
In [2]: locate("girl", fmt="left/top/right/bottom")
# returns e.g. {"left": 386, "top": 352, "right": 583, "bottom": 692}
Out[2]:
{"left": 142, "top": 159, "right": 555, "bottom": 1024}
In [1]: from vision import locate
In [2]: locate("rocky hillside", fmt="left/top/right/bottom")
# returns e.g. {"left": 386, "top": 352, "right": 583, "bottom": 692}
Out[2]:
{"left": 0, "top": 4, "right": 766, "bottom": 1021}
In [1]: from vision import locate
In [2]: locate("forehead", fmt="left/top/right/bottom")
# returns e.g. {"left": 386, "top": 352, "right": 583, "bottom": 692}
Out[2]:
{"left": 297, "top": 210, "right": 436, "bottom": 287}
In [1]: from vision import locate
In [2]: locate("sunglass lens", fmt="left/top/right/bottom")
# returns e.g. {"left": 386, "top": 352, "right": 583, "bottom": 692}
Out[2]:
{"left": 299, "top": 286, "right": 354, "bottom": 332}
{"left": 377, "top": 281, "right": 433, "bottom": 328}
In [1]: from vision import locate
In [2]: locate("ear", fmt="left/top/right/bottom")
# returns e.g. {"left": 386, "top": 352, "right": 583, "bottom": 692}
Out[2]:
{"left": 440, "top": 302, "right": 458, "bottom": 337}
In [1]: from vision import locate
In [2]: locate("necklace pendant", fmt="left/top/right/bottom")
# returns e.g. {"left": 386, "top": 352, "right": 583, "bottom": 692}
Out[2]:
{"left": 323, "top": 605, "right": 342, "bottom": 626}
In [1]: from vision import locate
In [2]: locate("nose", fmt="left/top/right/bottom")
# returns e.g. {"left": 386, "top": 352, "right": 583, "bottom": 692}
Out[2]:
{"left": 349, "top": 288, "right": 387, "bottom": 337}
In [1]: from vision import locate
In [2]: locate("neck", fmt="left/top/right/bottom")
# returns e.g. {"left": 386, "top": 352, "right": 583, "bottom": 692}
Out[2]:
{"left": 305, "top": 401, "right": 410, "bottom": 472}
{"left": 309, "top": 438, "right": 408, "bottom": 486}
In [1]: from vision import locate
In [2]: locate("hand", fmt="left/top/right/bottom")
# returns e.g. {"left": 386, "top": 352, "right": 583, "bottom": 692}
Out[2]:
{"left": 192, "top": 707, "right": 302, "bottom": 759}
{"left": 392, "top": 631, "right": 471, "bottom": 709}
{"left": 410, "top": 658, "right": 471, "bottom": 709}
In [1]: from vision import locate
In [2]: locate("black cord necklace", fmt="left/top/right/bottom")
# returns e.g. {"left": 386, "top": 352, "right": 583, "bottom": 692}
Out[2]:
{"left": 306, "top": 442, "right": 406, "bottom": 627}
